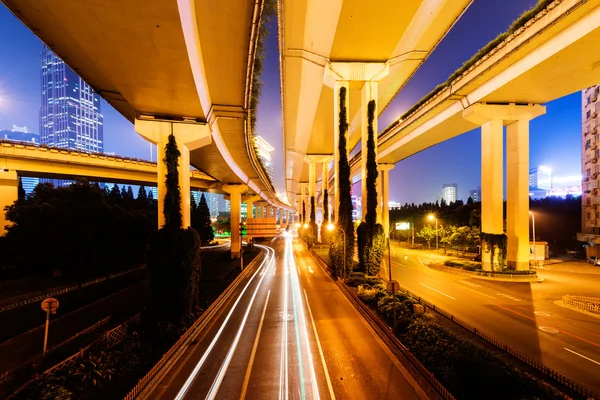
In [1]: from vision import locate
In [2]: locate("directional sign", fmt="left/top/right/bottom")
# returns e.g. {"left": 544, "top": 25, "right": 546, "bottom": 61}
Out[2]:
{"left": 41, "top": 298, "right": 59, "bottom": 314}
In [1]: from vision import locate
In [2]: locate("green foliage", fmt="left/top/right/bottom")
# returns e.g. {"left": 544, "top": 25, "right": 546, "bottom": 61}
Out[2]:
{"left": 377, "top": 293, "right": 413, "bottom": 323}
{"left": 136, "top": 185, "right": 148, "bottom": 208}
{"left": 195, "top": 193, "right": 215, "bottom": 246}
{"left": 481, "top": 232, "right": 507, "bottom": 270}
{"left": 302, "top": 200, "right": 306, "bottom": 224}
{"left": 416, "top": 225, "right": 437, "bottom": 249}
{"left": 357, "top": 284, "right": 386, "bottom": 306}
{"left": 441, "top": 225, "right": 480, "bottom": 253}
{"left": 366, "top": 224, "right": 385, "bottom": 276}
{"left": 108, "top": 183, "right": 121, "bottom": 203}
{"left": 356, "top": 222, "right": 368, "bottom": 273}
{"left": 365, "top": 100, "right": 378, "bottom": 229}
{"left": 323, "top": 189, "right": 329, "bottom": 224}
{"left": 163, "top": 134, "right": 182, "bottom": 229}
{"left": 444, "top": 259, "right": 479, "bottom": 271}
{"left": 398, "top": 319, "right": 566, "bottom": 399}
{"left": 310, "top": 196, "right": 317, "bottom": 239}
{"left": 149, "top": 227, "right": 202, "bottom": 325}
{"left": 17, "top": 177, "right": 25, "bottom": 201}
{"left": 332, "top": 85, "right": 355, "bottom": 274}
{"left": 3, "top": 179, "right": 153, "bottom": 277}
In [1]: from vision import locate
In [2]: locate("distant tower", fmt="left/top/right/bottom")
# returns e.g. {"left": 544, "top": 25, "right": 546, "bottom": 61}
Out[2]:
{"left": 253, "top": 135, "right": 275, "bottom": 183}
{"left": 40, "top": 46, "right": 103, "bottom": 152}
{"left": 442, "top": 183, "right": 458, "bottom": 204}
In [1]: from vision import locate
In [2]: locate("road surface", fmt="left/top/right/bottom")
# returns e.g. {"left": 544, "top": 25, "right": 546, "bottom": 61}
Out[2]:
{"left": 147, "top": 237, "right": 428, "bottom": 400}
{"left": 386, "top": 246, "right": 600, "bottom": 395}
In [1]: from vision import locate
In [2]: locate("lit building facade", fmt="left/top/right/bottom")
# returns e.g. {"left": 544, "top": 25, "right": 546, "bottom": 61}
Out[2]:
{"left": 253, "top": 135, "right": 275, "bottom": 183}
{"left": 529, "top": 165, "right": 552, "bottom": 199}
{"left": 442, "top": 183, "right": 457, "bottom": 204}
{"left": 468, "top": 187, "right": 480, "bottom": 202}
{"left": 578, "top": 85, "right": 600, "bottom": 253}
{"left": 40, "top": 46, "right": 103, "bottom": 153}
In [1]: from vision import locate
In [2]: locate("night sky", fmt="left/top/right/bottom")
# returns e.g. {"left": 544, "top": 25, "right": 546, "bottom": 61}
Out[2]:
{"left": 0, "top": 1, "right": 582, "bottom": 204}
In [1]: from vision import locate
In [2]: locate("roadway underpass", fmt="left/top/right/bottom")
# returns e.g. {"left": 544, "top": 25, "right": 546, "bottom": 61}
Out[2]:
{"left": 145, "top": 237, "right": 428, "bottom": 400}
{"left": 387, "top": 246, "right": 600, "bottom": 394}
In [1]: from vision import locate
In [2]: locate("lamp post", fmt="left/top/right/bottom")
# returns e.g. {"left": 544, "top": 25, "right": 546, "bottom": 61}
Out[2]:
{"left": 327, "top": 223, "right": 347, "bottom": 280}
{"left": 529, "top": 211, "right": 536, "bottom": 267}
{"left": 428, "top": 214, "right": 438, "bottom": 251}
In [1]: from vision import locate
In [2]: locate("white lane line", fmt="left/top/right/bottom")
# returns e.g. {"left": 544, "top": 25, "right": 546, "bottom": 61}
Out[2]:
{"left": 419, "top": 283, "right": 456, "bottom": 300}
{"left": 174, "top": 247, "right": 273, "bottom": 400}
{"left": 206, "top": 248, "right": 273, "bottom": 399}
{"left": 453, "top": 282, "right": 496, "bottom": 300}
{"left": 564, "top": 348, "right": 600, "bottom": 366}
{"left": 304, "top": 289, "right": 336, "bottom": 400}
{"left": 239, "top": 290, "right": 272, "bottom": 400}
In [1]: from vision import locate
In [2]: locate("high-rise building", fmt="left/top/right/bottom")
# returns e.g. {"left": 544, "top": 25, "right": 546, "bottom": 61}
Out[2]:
{"left": 468, "top": 187, "right": 480, "bottom": 202}
{"left": 40, "top": 46, "right": 103, "bottom": 157}
{"left": 442, "top": 183, "right": 458, "bottom": 204}
{"left": 0, "top": 126, "right": 40, "bottom": 194}
{"left": 529, "top": 165, "right": 552, "bottom": 199}
{"left": 253, "top": 135, "right": 275, "bottom": 183}
{"left": 209, "top": 193, "right": 219, "bottom": 217}
{"left": 580, "top": 85, "right": 600, "bottom": 244}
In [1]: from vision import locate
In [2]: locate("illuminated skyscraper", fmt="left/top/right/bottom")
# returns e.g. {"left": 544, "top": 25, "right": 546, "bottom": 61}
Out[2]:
{"left": 253, "top": 135, "right": 275, "bottom": 183}
{"left": 442, "top": 183, "right": 458, "bottom": 204}
{"left": 40, "top": 46, "right": 103, "bottom": 153}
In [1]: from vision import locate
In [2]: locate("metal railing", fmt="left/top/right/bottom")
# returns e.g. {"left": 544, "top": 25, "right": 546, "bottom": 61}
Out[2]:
{"left": 0, "top": 266, "right": 142, "bottom": 314}
{"left": 123, "top": 250, "right": 267, "bottom": 400}
{"left": 562, "top": 295, "right": 600, "bottom": 315}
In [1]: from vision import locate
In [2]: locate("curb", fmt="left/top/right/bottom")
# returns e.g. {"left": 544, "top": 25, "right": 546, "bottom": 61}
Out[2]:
{"left": 427, "top": 262, "right": 539, "bottom": 283}
{"left": 553, "top": 300, "right": 600, "bottom": 321}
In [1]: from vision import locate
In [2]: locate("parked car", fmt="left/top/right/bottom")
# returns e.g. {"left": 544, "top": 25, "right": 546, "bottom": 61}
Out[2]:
{"left": 587, "top": 256, "right": 600, "bottom": 266}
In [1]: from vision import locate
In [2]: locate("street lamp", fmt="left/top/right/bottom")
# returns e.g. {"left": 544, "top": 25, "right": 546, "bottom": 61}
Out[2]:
{"left": 428, "top": 214, "right": 438, "bottom": 251}
{"left": 529, "top": 211, "right": 536, "bottom": 267}
{"left": 303, "top": 223, "right": 309, "bottom": 229}
{"left": 327, "top": 223, "right": 347, "bottom": 280}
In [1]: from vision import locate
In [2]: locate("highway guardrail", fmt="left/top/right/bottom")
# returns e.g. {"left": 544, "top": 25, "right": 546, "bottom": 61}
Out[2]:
{"left": 124, "top": 249, "right": 267, "bottom": 400}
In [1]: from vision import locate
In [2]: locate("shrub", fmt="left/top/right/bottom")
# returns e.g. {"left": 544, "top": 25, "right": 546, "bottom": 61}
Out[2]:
{"left": 346, "top": 271, "right": 366, "bottom": 287}
{"left": 377, "top": 294, "right": 413, "bottom": 323}
{"left": 357, "top": 284, "right": 385, "bottom": 305}
{"left": 444, "top": 260, "right": 479, "bottom": 271}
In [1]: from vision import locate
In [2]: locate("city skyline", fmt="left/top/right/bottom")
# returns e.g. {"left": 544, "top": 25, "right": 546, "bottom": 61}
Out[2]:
{"left": 0, "top": 1, "right": 582, "bottom": 205}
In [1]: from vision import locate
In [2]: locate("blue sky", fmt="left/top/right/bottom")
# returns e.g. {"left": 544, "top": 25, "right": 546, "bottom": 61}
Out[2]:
{"left": 0, "top": 1, "right": 583, "bottom": 204}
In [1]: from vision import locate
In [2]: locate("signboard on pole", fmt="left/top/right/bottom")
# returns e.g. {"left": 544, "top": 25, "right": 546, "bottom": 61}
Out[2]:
{"left": 41, "top": 298, "right": 59, "bottom": 314}
{"left": 395, "top": 222, "right": 410, "bottom": 231}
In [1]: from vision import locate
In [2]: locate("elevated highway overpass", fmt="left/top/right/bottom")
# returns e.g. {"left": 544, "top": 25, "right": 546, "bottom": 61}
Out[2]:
{"left": 1, "top": 0, "right": 292, "bottom": 256}
{"left": 341, "top": 0, "right": 600, "bottom": 270}
{"left": 281, "top": 0, "right": 473, "bottom": 218}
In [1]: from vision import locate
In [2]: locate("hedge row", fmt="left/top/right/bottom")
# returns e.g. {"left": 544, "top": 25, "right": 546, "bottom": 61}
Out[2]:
{"left": 348, "top": 272, "right": 566, "bottom": 400}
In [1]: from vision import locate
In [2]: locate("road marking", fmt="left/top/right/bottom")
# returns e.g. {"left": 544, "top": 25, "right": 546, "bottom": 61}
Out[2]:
{"left": 453, "top": 282, "right": 496, "bottom": 299}
{"left": 534, "top": 311, "right": 551, "bottom": 317}
{"left": 304, "top": 289, "right": 336, "bottom": 400}
{"left": 539, "top": 326, "right": 559, "bottom": 334}
{"left": 458, "top": 280, "right": 481, "bottom": 288}
{"left": 564, "top": 348, "right": 600, "bottom": 366}
{"left": 239, "top": 290, "right": 271, "bottom": 400}
{"left": 496, "top": 293, "right": 522, "bottom": 302}
{"left": 419, "top": 283, "right": 455, "bottom": 300}
{"left": 307, "top": 266, "right": 314, "bottom": 274}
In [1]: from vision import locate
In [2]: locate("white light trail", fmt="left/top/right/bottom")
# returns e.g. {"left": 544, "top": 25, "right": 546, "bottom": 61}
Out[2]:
{"left": 174, "top": 245, "right": 274, "bottom": 400}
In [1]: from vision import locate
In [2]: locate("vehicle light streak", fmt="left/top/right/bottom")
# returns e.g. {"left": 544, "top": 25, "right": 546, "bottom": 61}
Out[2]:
{"left": 174, "top": 245, "right": 274, "bottom": 400}
{"left": 279, "top": 240, "right": 289, "bottom": 400}
{"left": 286, "top": 237, "right": 320, "bottom": 399}
{"left": 205, "top": 263, "right": 272, "bottom": 400}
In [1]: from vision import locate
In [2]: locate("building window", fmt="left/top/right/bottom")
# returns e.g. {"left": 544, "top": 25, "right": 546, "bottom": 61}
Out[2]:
{"left": 587, "top": 197, "right": 591, "bottom": 206}
{"left": 587, "top": 212, "right": 591, "bottom": 220}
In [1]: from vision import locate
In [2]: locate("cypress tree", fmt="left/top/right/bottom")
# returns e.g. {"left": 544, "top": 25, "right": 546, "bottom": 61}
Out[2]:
{"left": 330, "top": 86, "right": 355, "bottom": 277}
{"left": 365, "top": 100, "right": 378, "bottom": 230}
{"left": 126, "top": 186, "right": 134, "bottom": 199}
{"left": 190, "top": 193, "right": 198, "bottom": 213}
{"left": 107, "top": 183, "right": 121, "bottom": 204}
{"left": 137, "top": 185, "right": 148, "bottom": 207}
{"left": 198, "top": 193, "right": 214, "bottom": 246}
{"left": 320, "top": 189, "right": 329, "bottom": 243}
{"left": 148, "top": 189, "right": 154, "bottom": 201}
{"left": 17, "top": 177, "right": 26, "bottom": 201}
{"left": 164, "top": 134, "right": 182, "bottom": 229}
{"left": 120, "top": 186, "right": 127, "bottom": 199}
{"left": 302, "top": 200, "right": 306, "bottom": 224}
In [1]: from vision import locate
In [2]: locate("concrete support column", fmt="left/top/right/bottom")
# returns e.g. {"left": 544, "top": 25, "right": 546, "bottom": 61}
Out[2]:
{"left": 507, "top": 120, "right": 531, "bottom": 270}
{"left": 378, "top": 164, "right": 394, "bottom": 238}
{"left": 135, "top": 119, "right": 211, "bottom": 228}
{"left": 309, "top": 161, "right": 316, "bottom": 222}
{"left": 361, "top": 81, "right": 378, "bottom": 221}
{"left": 223, "top": 184, "right": 247, "bottom": 259}
{"left": 265, "top": 205, "right": 272, "bottom": 219}
{"left": 0, "top": 170, "right": 18, "bottom": 235}
{"left": 463, "top": 103, "right": 545, "bottom": 270}
{"left": 243, "top": 195, "right": 260, "bottom": 220}
{"left": 333, "top": 80, "right": 349, "bottom": 223}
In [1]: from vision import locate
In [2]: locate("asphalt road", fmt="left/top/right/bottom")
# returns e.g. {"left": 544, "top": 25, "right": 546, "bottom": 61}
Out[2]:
{"left": 385, "top": 246, "right": 600, "bottom": 395}
{"left": 148, "top": 237, "right": 427, "bottom": 400}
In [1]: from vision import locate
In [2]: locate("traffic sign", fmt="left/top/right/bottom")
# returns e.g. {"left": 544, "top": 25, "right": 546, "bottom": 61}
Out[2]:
{"left": 41, "top": 297, "right": 59, "bottom": 314}
{"left": 387, "top": 280, "right": 400, "bottom": 294}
